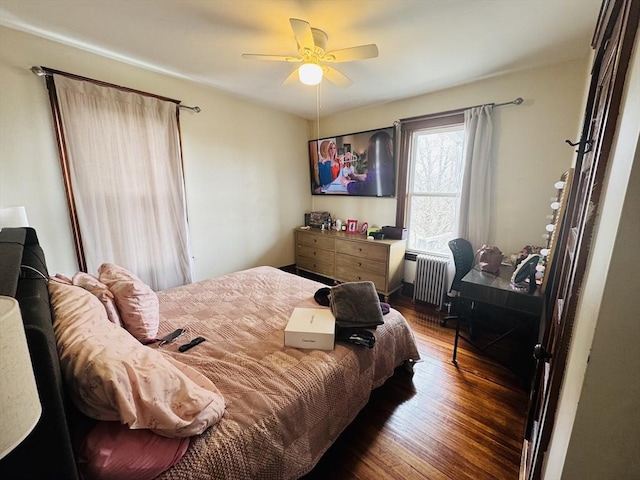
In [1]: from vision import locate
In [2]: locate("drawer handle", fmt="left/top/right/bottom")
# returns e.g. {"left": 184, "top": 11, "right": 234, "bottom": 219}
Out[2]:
{"left": 313, "top": 252, "right": 316, "bottom": 256}
{"left": 357, "top": 276, "right": 362, "bottom": 280}
{"left": 358, "top": 247, "right": 362, "bottom": 252}
{"left": 358, "top": 262, "right": 362, "bottom": 267}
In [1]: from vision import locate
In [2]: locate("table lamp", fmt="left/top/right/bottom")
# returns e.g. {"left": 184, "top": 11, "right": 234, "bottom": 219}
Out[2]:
{"left": 0, "top": 296, "right": 42, "bottom": 459}
{"left": 0, "top": 206, "right": 29, "bottom": 229}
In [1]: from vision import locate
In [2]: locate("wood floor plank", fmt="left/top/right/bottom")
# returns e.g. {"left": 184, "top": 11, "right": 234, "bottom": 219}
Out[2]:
{"left": 301, "top": 293, "right": 528, "bottom": 480}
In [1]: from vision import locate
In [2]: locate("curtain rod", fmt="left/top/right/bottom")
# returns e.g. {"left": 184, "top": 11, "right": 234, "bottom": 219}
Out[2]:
{"left": 30, "top": 66, "right": 201, "bottom": 113}
{"left": 399, "top": 97, "right": 523, "bottom": 124}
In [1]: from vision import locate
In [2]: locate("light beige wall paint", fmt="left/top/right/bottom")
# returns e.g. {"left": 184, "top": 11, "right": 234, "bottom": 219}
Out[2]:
{"left": 310, "top": 58, "right": 589, "bottom": 257}
{"left": 0, "top": 26, "right": 311, "bottom": 280}
{"left": 543, "top": 36, "right": 640, "bottom": 480}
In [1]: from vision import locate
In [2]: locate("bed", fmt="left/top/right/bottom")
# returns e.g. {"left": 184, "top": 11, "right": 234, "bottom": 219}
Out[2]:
{"left": 0, "top": 227, "right": 420, "bottom": 479}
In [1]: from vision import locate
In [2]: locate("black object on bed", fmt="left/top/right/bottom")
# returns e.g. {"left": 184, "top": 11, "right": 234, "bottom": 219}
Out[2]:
{"left": 0, "top": 228, "right": 80, "bottom": 480}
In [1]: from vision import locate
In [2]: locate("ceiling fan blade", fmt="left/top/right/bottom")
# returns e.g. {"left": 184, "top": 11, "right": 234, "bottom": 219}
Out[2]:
{"left": 324, "top": 44, "right": 379, "bottom": 62}
{"left": 282, "top": 68, "right": 299, "bottom": 86}
{"left": 323, "top": 65, "right": 353, "bottom": 88}
{"left": 242, "top": 53, "right": 301, "bottom": 62}
{"left": 289, "top": 18, "right": 315, "bottom": 51}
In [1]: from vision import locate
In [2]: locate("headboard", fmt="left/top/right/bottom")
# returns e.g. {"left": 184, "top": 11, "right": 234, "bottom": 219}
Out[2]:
{"left": 0, "top": 228, "right": 79, "bottom": 479}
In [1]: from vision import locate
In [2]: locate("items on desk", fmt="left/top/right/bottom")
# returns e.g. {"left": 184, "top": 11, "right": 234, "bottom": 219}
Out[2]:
{"left": 511, "top": 254, "right": 542, "bottom": 293}
{"left": 474, "top": 245, "right": 503, "bottom": 274}
{"left": 511, "top": 245, "right": 543, "bottom": 267}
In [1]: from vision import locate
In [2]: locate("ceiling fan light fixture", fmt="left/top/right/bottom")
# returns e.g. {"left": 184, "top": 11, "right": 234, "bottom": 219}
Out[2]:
{"left": 298, "top": 62, "right": 323, "bottom": 85}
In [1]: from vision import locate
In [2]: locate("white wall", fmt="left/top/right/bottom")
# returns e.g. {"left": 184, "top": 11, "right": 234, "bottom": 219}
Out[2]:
{"left": 543, "top": 35, "right": 640, "bottom": 480}
{"left": 0, "top": 26, "right": 311, "bottom": 280}
{"left": 0, "top": 25, "right": 592, "bottom": 283}
{"left": 311, "top": 59, "right": 589, "bottom": 259}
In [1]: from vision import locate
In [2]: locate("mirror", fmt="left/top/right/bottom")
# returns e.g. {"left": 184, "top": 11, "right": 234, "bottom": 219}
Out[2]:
{"left": 541, "top": 169, "right": 573, "bottom": 292}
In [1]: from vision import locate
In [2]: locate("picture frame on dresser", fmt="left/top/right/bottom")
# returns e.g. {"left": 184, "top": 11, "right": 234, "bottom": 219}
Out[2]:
{"left": 347, "top": 219, "right": 358, "bottom": 233}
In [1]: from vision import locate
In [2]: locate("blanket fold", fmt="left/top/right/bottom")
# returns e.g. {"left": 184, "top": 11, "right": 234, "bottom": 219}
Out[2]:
{"left": 329, "top": 281, "right": 384, "bottom": 329}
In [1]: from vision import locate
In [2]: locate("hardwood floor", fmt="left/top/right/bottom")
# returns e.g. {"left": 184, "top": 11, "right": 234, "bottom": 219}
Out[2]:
{"left": 301, "top": 293, "right": 529, "bottom": 480}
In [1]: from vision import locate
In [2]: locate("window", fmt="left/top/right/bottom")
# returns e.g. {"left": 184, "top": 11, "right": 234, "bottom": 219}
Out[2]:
{"left": 396, "top": 112, "right": 465, "bottom": 256}
{"left": 406, "top": 124, "right": 465, "bottom": 254}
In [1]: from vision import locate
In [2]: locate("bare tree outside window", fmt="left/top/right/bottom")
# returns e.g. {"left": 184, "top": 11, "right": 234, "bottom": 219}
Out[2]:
{"left": 407, "top": 125, "right": 465, "bottom": 254}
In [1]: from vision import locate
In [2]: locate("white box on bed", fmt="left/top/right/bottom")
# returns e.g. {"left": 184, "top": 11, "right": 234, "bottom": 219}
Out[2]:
{"left": 285, "top": 307, "right": 335, "bottom": 350}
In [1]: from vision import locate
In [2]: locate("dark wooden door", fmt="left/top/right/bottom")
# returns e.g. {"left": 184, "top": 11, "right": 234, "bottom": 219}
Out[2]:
{"left": 520, "top": 1, "right": 639, "bottom": 478}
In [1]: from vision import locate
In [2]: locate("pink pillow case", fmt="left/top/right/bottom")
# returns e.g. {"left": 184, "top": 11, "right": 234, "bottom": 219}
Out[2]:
{"left": 72, "top": 272, "right": 122, "bottom": 327}
{"left": 49, "top": 281, "right": 226, "bottom": 436}
{"left": 98, "top": 263, "right": 159, "bottom": 343}
{"left": 77, "top": 421, "right": 189, "bottom": 480}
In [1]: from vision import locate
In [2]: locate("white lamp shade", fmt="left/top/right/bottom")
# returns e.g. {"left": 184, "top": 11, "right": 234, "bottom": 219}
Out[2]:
{"left": 298, "top": 63, "right": 323, "bottom": 85}
{"left": 0, "top": 296, "right": 42, "bottom": 459}
{"left": 0, "top": 206, "right": 29, "bottom": 228}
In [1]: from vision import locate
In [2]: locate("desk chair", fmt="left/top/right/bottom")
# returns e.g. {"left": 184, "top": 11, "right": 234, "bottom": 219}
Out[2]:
{"left": 440, "top": 238, "right": 474, "bottom": 329}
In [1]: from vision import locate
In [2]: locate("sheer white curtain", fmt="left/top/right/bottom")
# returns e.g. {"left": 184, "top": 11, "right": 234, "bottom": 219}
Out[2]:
{"left": 457, "top": 105, "right": 493, "bottom": 250}
{"left": 53, "top": 75, "right": 194, "bottom": 290}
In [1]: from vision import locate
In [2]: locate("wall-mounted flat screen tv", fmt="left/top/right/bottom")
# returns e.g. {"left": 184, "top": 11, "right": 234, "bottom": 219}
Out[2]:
{"left": 308, "top": 126, "right": 396, "bottom": 197}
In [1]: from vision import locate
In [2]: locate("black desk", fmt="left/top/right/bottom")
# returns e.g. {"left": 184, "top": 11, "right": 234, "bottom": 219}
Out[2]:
{"left": 452, "top": 264, "right": 543, "bottom": 379}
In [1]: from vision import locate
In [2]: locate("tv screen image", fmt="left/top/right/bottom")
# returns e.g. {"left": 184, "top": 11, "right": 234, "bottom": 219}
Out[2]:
{"left": 308, "top": 126, "right": 396, "bottom": 197}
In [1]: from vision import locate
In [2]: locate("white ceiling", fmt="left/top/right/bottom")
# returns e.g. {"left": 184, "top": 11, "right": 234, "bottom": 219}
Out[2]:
{"left": 0, "top": 0, "right": 602, "bottom": 120}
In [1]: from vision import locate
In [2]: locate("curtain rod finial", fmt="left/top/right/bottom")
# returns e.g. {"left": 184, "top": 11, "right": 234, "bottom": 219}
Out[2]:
{"left": 30, "top": 66, "right": 46, "bottom": 77}
{"left": 513, "top": 97, "right": 524, "bottom": 105}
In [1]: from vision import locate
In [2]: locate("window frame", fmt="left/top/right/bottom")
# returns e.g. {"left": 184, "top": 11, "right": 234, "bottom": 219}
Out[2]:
{"left": 396, "top": 111, "right": 465, "bottom": 254}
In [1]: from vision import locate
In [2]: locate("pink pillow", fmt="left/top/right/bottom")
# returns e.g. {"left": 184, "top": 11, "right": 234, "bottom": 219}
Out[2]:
{"left": 77, "top": 421, "right": 189, "bottom": 480}
{"left": 98, "top": 263, "right": 159, "bottom": 343}
{"left": 54, "top": 273, "right": 73, "bottom": 284}
{"left": 72, "top": 272, "right": 122, "bottom": 327}
{"left": 49, "top": 281, "right": 226, "bottom": 436}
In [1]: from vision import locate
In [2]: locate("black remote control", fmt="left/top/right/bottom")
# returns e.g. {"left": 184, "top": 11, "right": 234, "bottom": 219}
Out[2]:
{"left": 178, "top": 336, "right": 206, "bottom": 352}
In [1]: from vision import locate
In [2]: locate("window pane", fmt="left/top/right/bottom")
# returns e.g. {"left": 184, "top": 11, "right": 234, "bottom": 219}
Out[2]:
{"left": 412, "top": 129, "right": 464, "bottom": 194}
{"left": 407, "top": 195, "right": 458, "bottom": 254}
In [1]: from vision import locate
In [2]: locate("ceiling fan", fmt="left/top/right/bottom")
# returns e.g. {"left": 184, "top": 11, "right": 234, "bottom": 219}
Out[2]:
{"left": 242, "top": 18, "right": 378, "bottom": 87}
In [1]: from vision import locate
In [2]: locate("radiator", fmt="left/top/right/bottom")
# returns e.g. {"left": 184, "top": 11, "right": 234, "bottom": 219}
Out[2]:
{"left": 413, "top": 254, "right": 449, "bottom": 310}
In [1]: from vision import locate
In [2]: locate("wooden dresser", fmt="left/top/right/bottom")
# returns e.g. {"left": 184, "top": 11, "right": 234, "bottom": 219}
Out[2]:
{"left": 294, "top": 228, "right": 406, "bottom": 301}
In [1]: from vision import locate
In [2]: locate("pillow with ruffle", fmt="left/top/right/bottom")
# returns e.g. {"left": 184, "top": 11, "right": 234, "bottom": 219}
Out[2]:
{"left": 72, "top": 271, "right": 122, "bottom": 327}
{"left": 98, "top": 263, "right": 159, "bottom": 343}
{"left": 49, "top": 280, "right": 225, "bottom": 437}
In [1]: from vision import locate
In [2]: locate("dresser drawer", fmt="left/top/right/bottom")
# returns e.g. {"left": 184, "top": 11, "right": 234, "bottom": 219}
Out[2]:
{"left": 335, "top": 264, "right": 386, "bottom": 292}
{"left": 335, "top": 252, "right": 387, "bottom": 277}
{"left": 297, "top": 232, "right": 335, "bottom": 251}
{"left": 297, "top": 244, "right": 335, "bottom": 261}
{"left": 296, "top": 254, "right": 335, "bottom": 278}
{"left": 335, "top": 239, "right": 387, "bottom": 262}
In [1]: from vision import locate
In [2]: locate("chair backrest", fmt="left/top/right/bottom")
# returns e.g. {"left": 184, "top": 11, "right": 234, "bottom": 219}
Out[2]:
{"left": 448, "top": 238, "right": 474, "bottom": 293}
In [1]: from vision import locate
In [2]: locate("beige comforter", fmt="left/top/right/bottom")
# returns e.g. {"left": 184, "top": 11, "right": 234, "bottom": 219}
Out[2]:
{"left": 156, "top": 266, "right": 420, "bottom": 480}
